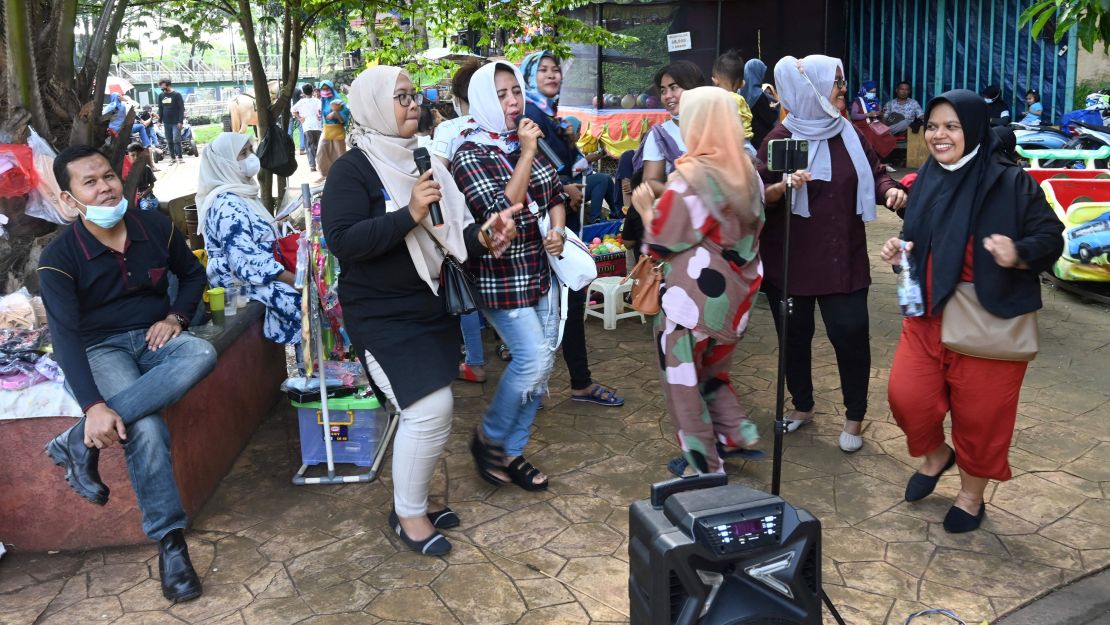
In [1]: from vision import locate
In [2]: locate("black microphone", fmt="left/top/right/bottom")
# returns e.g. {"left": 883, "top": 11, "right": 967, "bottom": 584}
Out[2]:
{"left": 412, "top": 147, "right": 443, "bottom": 227}
{"left": 515, "top": 114, "right": 565, "bottom": 172}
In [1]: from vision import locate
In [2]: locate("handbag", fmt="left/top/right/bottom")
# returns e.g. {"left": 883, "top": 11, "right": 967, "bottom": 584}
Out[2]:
{"left": 538, "top": 213, "right": 598, "bottom": 290}
{"left": 420, "top": 224, "right": 482, "bottom": 316}
{"left": 620, "top": 255, "right": 664, "bottom": 315}
{"left": 941, "top": 282, "right": 1038, "bottom": 361}
{"left": 273, "top": 232, "right": 301, "bottom": 272}
{"left": 440, "top": 251, "right": 482, "bottom": 315}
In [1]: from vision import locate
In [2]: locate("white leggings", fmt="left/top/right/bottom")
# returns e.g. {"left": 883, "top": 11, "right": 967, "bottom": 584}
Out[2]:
{"left": 363, "top": 351, "right": 454, "bottom": 517}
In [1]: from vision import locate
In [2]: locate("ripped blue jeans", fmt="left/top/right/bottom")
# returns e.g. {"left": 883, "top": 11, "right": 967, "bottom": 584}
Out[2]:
{"left": 480, "top": 283, "right": 560, "bottom": 457}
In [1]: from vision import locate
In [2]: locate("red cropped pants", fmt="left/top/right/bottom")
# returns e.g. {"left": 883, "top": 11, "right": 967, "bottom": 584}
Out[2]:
{"left": 887, "top": 314, "right": 1028, "bottom": 481}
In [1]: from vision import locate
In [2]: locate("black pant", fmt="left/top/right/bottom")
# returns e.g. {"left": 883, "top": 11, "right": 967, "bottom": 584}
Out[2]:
{"left": 561, "top": 285, "right": 593, "bottom": 390}
{"left": 762, "top": 284, "right": 871, "bottom": 422}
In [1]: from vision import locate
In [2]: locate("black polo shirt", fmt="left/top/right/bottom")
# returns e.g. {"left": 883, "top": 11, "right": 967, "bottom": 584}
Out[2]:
{"left": 37, "top": 210, "right": 206, "bottom": 411}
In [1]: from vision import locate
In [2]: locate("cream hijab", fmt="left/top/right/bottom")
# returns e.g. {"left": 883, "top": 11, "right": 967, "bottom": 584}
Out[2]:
{"left": 673, "top": 87, "right": 760, "bottom": 222}
{"left": 195, "top": 132, "right": 271, "bottom": 237}
{"left": 346, "top": 66, "right": 474, "bottom": 293}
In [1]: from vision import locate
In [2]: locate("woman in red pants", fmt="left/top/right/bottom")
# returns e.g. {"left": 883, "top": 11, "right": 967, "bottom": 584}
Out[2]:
{"left": 881, "top": 89, "right": 1063, "bottom": 533}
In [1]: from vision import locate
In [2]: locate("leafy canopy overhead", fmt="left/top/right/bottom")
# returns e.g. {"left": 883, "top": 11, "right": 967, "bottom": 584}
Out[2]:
{"left": 1021, "top": 0, "right": 1110, "bottom": 53}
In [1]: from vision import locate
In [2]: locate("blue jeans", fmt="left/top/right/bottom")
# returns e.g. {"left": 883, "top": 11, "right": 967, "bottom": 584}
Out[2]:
{"left": 164, "top": 123, "right": 182, "bottom": 158}
{"left": 80, "top": 330, "right": 217, "bottom": 539}
{"left": 131, "top": 124, "right": 151, "bottom": 147}
{"left": 480, "top": 285, "right": 560, "bottom": 457}
{"left": 460, "top": 311, "right": 485, "bottom": 367}
{"left": 586, "top": 173, "right": 621, "bottom": 222}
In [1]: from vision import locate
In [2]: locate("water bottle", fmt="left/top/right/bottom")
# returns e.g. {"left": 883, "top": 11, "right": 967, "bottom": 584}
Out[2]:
{"left": 897, "top": 242, "right": 925, "bottom": 317}
{"left": 293, "top": 236, "right": 308, "bottom": 289}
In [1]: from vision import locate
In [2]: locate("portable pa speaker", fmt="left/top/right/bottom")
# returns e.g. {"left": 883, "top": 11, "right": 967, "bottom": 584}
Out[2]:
{"left": 629, "top": 477, "right": 823, "bottom": 625}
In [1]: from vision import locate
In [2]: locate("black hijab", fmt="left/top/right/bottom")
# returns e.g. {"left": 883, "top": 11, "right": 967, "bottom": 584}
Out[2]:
{"left": 903, "top": 89, "right": 1008, "bottom": 313}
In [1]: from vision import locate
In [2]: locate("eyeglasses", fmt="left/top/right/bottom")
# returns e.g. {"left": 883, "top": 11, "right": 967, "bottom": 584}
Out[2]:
{"left": 833, "top": 79, "right": 847, "bottom": 88}
{"left": 393, "top": 92, "right": 425, "bottom": 107}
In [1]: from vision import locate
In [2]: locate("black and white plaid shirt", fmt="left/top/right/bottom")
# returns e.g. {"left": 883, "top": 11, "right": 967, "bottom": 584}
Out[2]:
{"left": 451, "top": 142, "right": 568, "bottom": 309}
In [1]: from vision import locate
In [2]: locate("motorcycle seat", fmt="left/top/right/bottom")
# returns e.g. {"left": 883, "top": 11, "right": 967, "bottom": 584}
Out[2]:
{"left": 1074, "top": 120, "right": 1110, "bottom": 134}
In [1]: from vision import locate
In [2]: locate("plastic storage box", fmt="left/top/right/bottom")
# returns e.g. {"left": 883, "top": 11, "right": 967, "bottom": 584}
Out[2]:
{"left": 292, "top": 394, "right": 385, "bottom": 467}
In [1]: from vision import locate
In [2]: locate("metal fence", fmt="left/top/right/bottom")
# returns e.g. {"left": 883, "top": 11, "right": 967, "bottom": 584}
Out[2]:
{"left": 847, "top": 0, "right": 1078, "bottom": 123}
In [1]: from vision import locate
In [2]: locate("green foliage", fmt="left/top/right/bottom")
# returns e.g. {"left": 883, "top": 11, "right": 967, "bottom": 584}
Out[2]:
{"left": 1020, "top": 0, "right": 1110, "bottom": 53}
{"left": 349, "top": 0, "right": 634, "bottom": 84}
{"left": 601, "top": 22, "right": 667, "bottom": 96}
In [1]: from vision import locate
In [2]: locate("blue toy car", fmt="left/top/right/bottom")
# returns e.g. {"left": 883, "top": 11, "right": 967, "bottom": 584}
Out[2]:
{"left": 1066, "top": 211, "right": 1110, "bottom": 263}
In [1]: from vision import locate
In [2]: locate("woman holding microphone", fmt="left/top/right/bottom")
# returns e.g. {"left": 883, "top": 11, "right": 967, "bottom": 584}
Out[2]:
{"left": 452, "top": 61, "right": 568, "bottom": 491}
{"left": 322, "top": 65, "right": 517, "bottom": 555}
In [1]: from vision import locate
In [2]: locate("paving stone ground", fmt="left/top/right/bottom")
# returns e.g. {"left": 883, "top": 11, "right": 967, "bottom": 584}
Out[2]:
{"left": 2, "top": 208, "right": 1109, "bottom": 625}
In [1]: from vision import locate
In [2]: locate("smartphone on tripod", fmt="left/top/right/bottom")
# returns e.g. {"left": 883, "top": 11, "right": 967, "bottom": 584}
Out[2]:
{"left": 767, "top": 139, "right": 809, "bottom": 173}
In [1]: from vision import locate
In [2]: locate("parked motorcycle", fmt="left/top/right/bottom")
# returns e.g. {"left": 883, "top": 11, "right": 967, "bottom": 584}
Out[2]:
{"left": 1013, "top": 122, "right": 1072, "bottom": 151}
{"left": 154, "top": 120, "right": 199, "bottom": 158}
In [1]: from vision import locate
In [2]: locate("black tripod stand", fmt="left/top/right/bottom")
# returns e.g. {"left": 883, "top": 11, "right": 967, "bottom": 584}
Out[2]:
{"left": 765, "top": 139, "right": 847, "bottom": 625}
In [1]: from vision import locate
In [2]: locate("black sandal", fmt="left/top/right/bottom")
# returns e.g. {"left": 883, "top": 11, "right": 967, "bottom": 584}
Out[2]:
{"left": 497, "top": 343, "right": 512, "bottom": 361}
{"left": 470, "top": 431, "right": 509, "bottom": 486}
{"left": 505, "top": 456, "right": 549, "bottom": 491}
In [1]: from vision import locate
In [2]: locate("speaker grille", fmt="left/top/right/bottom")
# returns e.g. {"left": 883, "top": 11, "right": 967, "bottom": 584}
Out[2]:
{"left": 801, "top": 545, "right": 819, "bottom": 595}
{"left": 669, "top": 571, "right": 688, "bottom": 623}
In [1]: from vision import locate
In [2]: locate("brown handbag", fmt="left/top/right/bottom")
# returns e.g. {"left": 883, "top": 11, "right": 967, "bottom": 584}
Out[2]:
{"left": 940, "top": 282, "right": 1038, "bottom": 361}
{"left": 621, "top": 255, "right": 664, "bottom": 315}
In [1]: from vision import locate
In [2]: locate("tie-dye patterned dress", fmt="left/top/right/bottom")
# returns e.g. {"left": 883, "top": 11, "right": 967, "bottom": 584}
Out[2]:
{"left": 645, "top": 171, "right": 765, "bottom": 474}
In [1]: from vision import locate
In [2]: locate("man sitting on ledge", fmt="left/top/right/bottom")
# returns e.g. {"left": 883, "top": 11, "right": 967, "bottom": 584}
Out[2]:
{"left": 38, "top": 145, "right": 216, "bottom": 603}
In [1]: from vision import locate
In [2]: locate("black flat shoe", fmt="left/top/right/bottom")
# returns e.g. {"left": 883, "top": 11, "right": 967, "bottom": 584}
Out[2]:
{"left": 389, "top": 510, "right": 452, "bottom": 556}
{"left": 943, "top": 503, "right": 986, "bottom": 533}
{"left": 904, "top": 447, "right": 957, "bottom": 502}
{"left": 427, "top": 507, "right": 460, "bottom": 529}
{"left": 159, "top": 529, "right": 202, "bottom": 602}
{"left": 45, "top": 419, "right": 109, "bottom": 505}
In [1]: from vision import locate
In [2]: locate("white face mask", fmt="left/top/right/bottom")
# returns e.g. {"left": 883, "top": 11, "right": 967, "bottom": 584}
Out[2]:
{"left": 239, "top": 154, "right": 260, "bottom": 178}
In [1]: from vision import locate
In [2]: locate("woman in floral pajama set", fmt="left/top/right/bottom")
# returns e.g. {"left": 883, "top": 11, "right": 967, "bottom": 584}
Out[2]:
{"left": 631, "top": 87, "right": 766, "bottom": 474}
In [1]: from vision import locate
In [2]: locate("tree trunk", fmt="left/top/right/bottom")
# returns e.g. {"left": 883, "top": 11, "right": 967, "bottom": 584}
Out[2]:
{"left": 4, "top": 0, "right": 51, "bottom": 134}
{"left": 237, "top": 0, "right": 274, "bottom": 209}
{"left": 55, "top": 0, "right": 79, "bottom": 91}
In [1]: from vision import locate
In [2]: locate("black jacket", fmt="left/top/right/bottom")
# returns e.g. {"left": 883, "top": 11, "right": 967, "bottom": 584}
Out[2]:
{"left": 964, "top": 165, "right": 1063, "bottom": 318}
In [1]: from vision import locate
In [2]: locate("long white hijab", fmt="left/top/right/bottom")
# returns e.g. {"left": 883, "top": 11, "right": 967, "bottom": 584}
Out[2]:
{"left": 774, "top": 55, "right": 876, "bottom": 221}
{"left": 195, "top": 132, "right": 272, "bottom": 236}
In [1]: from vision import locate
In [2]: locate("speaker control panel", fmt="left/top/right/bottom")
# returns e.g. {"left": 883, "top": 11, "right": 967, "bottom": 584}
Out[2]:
{"left": 694, "top": 505, "right": 784, "bottom": 554}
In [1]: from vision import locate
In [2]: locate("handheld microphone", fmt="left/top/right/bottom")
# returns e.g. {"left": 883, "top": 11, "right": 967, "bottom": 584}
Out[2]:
{"left": 412, "top": 147, "right": 443, "bottom": 227}
{"left": 515, "top": 115, "right": 565, "bottom": 172}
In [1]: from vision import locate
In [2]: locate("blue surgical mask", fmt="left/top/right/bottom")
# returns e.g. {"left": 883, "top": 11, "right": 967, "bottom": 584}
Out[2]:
{"left": 865, "top": 92, "right": 877, "bottom": 100}
{"left": 70, "top": 195, "right": 128, "bottom": 228}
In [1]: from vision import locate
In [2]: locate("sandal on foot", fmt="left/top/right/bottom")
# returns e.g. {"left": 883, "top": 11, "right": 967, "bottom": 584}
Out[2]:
{"left": 571, "top": 384, "right": 625, "bottom": 407}
{"left": 470, "top": 432, "right": 509, "bottom": 486}
{"left": 427, "top": 507, "right": 460, "bottom": 529}
{"left": 716, "top": 444, "right": 766, "bottom": 460}
{"left": 505, "top": 456, "right": 549, "bottom": 491}
{"left": 457, "top": 363, "right": 486, "bottom": 383}
{"left": 667, "top": 457, "right": 691, "bottom": 477}
{"left": 496, "top": 344, "right": 512, "bottom": 362}
{"left": 389, "top": 510, "right": 452, "bottom": 555}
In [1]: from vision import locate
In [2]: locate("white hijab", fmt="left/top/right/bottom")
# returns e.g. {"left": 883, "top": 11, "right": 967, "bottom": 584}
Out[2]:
{"left": 774, "top": 55, "right": 876, "bottom": 221}
{"left": 195, "top": 132, "right": 271, "bottom": 236}
{"left": 464, "top": 61, "right": 527, "bottom": 154}
{"left": 346, "top": 65, "right": 474, "bottom": 293}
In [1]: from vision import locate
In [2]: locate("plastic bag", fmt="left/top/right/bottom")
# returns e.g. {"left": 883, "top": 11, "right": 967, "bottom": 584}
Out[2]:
{"left": 25, "top": 127, "right": 78, "bottom": 224}
{"left": 257, "top": 123, "right": 298, "bottom": 177}
{"left": 0, "top": 145, "right": 40, "bottom": 198}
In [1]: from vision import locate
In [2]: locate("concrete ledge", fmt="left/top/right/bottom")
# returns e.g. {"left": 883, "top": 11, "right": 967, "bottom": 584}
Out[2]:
{"left": 0, "top": 303, "right": 286, "bottom": 553}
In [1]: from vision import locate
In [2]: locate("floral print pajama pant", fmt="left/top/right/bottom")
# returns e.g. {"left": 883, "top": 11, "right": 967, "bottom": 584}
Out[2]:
{"left": 655, "top": 316, "right": 759, "bottom": 474}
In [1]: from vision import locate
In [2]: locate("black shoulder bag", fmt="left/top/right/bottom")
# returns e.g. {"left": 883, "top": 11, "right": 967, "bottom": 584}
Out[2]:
{"left": 421, "top": 224, "right": 482, "bottom": 315}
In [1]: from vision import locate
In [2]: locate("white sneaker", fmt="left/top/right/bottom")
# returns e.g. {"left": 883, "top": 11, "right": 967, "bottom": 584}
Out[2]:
{"left": 839, "top": 431, "right": 863, "bottom": 453}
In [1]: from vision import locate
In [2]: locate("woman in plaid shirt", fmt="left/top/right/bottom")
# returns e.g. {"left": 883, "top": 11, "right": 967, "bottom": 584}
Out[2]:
{"left": 452, "top": 60, "right": 568, "bottom": 491}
